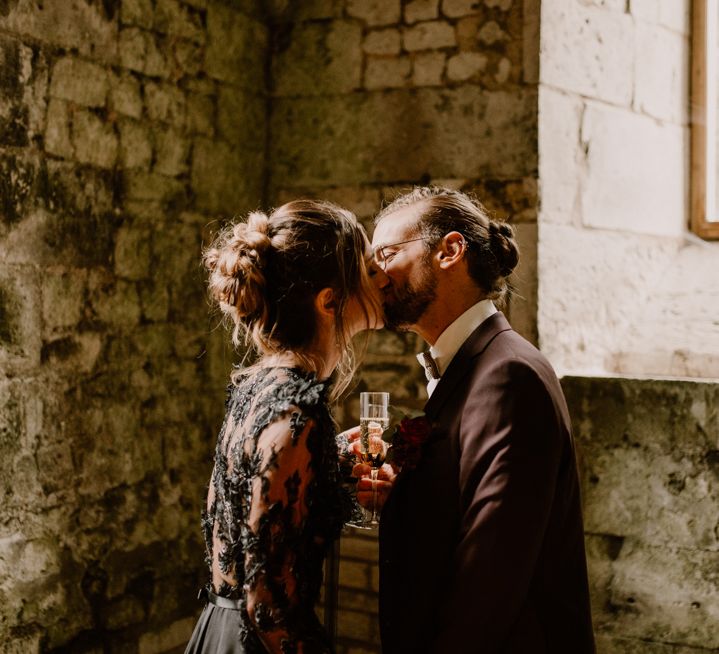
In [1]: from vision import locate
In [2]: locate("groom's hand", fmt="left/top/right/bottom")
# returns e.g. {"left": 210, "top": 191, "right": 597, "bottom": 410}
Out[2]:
{"left": 352, "top": 461, "right": 397, "bottom": 511}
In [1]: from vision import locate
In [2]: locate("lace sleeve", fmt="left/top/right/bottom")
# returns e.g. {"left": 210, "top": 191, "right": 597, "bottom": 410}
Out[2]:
{"left": 243, "top": 409, "right": 329, "bottom": 654}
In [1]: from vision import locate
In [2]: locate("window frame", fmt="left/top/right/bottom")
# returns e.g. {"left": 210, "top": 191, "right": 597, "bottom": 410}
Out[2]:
{"left": 691, "top": 0, "right": 719, "bottom": 239}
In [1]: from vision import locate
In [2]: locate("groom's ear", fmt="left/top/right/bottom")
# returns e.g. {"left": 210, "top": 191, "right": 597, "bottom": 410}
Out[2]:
{"left": 437, "top": 231, "right": 466, "bottom": 270}
{"left": 314, "top": 287, "right": 337, "bottom": 319}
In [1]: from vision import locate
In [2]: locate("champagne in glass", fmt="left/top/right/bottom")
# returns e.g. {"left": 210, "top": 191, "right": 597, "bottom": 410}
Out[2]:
{"left": 357, "top": 392, "right": 389, "bottom": 527}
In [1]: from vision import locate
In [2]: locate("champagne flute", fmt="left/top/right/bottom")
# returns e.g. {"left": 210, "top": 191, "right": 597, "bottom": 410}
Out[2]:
{"left": 356, "top": 391, "right": 389, "bottom": 528}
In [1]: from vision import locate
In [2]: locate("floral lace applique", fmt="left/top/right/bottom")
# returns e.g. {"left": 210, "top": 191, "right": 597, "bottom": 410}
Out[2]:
{"left": 201, "top": 367, "right": 348, "bottom": 653}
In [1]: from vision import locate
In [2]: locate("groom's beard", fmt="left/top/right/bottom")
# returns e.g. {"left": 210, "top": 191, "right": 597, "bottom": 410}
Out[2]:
{"left": 383, "top": 266, "right": 438, "bottom": 332}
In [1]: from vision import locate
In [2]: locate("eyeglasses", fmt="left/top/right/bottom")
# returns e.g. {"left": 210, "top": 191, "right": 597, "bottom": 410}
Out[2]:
{"left": 372, "top": 237, "right": 427, "bottom": 269}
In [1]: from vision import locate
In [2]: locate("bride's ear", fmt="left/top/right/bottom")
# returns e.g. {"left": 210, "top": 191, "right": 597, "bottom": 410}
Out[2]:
{"left": 314, "top": 287, "right": 336, "bottom": 320}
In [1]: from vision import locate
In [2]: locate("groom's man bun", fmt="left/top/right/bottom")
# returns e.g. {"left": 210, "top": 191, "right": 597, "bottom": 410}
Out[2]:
{"left": 376, "top": 186, "right": 520, "bottom": 303}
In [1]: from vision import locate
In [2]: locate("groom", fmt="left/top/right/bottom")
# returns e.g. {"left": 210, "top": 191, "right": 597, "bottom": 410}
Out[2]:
{"left": 358, "top": 187, "right": 595, "bottom": 653}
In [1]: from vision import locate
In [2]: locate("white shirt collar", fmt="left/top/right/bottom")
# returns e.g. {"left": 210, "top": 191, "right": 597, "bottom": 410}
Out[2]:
{"left": 415, "top": 299, "right": 497, "bottom": 397}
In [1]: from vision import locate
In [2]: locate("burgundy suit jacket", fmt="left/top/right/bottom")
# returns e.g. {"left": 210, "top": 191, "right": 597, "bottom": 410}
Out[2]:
{"left": 378, "top": 313, "right": 595, "bottom": 653}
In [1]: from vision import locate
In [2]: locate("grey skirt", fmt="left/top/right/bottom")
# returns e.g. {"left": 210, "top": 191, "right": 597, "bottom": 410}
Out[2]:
{"left": 184, "top": 591, "right": 245, "bottom": 654}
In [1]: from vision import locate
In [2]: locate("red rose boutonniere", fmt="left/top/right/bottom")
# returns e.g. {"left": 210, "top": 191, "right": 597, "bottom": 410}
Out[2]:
{"left": 386, "top": 415, "right": 432, "bottom": 471}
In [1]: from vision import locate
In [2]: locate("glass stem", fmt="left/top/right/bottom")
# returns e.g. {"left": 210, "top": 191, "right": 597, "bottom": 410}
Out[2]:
{"left": 370, "top": 468, "right": 379, "bottom": 523}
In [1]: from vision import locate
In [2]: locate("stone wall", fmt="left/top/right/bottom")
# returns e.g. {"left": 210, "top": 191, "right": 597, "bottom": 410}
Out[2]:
{"left": 563, "top": 376, "right": 719, "bottom": 653}
{"left": 537, "top": 0, "right": 719, "bottom": 379}
{"left": 270, "top": 0, "right": 541, "bottom": 346}
{"left": 0, "top": 1, "right": 269, "bottom": 651}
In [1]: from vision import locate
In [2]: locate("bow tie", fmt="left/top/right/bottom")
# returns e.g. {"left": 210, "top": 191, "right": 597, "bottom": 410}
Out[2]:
{"left": 421, "top": 351, "right": 441, "bottom": 381}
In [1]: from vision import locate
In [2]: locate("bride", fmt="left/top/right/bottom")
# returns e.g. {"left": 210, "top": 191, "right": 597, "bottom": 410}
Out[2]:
{"left": 184, "top": 200, "right": 384, "bottom": 653}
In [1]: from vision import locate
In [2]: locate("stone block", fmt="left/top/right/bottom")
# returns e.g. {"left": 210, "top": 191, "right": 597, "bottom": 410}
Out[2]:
{"left": 0, "top": 37, "right": 44, "bottom": 149}
{"left": 119, "top": 120, "right": 153, "bottom": 170}
{"left": 0, "top": 266, "right": 41, "bottom": 370}
{"left": 154, "top": 0, "right": 204, "bottom": 42}
{"left": 346, "top": 0, "right": 401, "bottom": 26}
{"left": 49, "top": 58, "right": 108, "bottom": 108}
{"left": 114, "top": 226, "right": 151, "bottom": 281}
{"left": 363, "top": 28, "right": 401, "bottom": 55}
{"left": 271, "top": 87, "right": 537, "bottom": 187}
{"left": 455, "top": 14, "right": 481, "bottom": 50}
{"left": 44, "top": 98, "right": 73, "bottom": 159}
{"left": 121, "top": 0, "right": 154, "bottom": 28}
{"left": 90, "top": 279, "right": 141, "bottom": 329}
{"left": 337, "top": 609, "right": 374, "bottom": 641}
{"left": 294, "top": 0, "right": 345, "bottom": 20}
{"left": 139, "top": 280, "right": 170, "bottom": 322}
{"left": 42, "top": 270, "right": 86, "bottom": 335}
{"left": 206, "top": 4, "right": 268, "bottom": 89}
{"left": 405, "top": 0, "right": 440, "bottom": 24}
{"left": 634, "top": 24, "right": 687, "bottom": 124}
{"left": 587, "top": 537, "right": 719, "bottom": 649}
{"left": 659, "top": 0, "right": 690, "bottom": 35}
{"left": 154, "top": 128, "right": 190, "bottom": 177}
{"left": 217, "top": 88, "right": 266, "bottom": 149}
{"left": 478, "top": 20, "right": 507, "bottom": 45}
{"left": 169, "top": 37, "right": 204, "bottom": 78}
{"left": 71, "top": 109, "right": 118, "bottom": 169}
{"left": 441, "top": 0, "right": 481, "bottom": 18}
{"left": 341, "top": 534, "right": 379, "bottom": 560}
{"left": 579, "top": 103, "right": 685, "bottom": 237}
{"left": 412, "top": 51, "right": 446, "bottom": 86}
{"left": 41, "top": 332, "right": 103, "bottom": 373}
{"left": 403, "top": 20, "right": 456, "bottom": 51}
{"left": 0, "top": 153, "right": 36, "bottom": 225}
{"left": 144, "top": 32, "right": 172, "bottom": 78}
{"left": 446, "top": 51, "right": 487, "bottom": 81}
{"left": 537, "top": 85, "right": 582, "bottom": 223}
{"left": 338, "top": 559, "right": 371, "bottom": 589}
{"left": 122, "top": 170, "right": 185, "bottom": 203}
{"left": 486, "top": 0, "right": 513, "bottom": 9}
{"left": 272, "top": 21, "right": 362, "bottom": 96}
{"left": 191, "top": 138, "right": 264, "bottom": 214}
{"left": 186, "top": 92, "right": 215, "bottom": 137}
{"left": 144, "top": 82, "right": 186, "bottom": 128}
{"left": 364, "top": 56, "right": 411, "bottom": 90}
{"left": 0, "top": 0, "right": 118, "bottom": 63}
{"left": 109, "top": 73, "right": 143, "bottom": 119}
{"left": 541, "top": 2, "right": 633, "bottom": 107}
{"left": 119, "top": 27, "right": 147, "bottom": 73}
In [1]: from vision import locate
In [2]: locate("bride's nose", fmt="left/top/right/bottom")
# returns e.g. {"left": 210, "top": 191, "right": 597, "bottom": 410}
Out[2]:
{"left": 369, "top": 262, "right": 390, "bottom": 290}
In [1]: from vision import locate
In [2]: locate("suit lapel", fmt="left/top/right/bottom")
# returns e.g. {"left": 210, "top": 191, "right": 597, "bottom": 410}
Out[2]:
{"left": 423, "top": 312, "right": 512, "bottom": 420}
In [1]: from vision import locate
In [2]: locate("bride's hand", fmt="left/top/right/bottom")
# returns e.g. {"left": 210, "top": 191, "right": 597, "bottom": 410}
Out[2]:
{"left": 352, "top": 461, "right": 397, "bottom": 511}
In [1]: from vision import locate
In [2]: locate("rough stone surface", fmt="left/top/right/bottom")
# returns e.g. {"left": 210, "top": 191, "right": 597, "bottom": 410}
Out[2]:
{"left": 403, "top": 20, "right": 457, "bottom": 51}
{"left": 564, "top": 376, "right": 719, "bottom": 651}
{"left": 271, "top": 88, "right": 538, "bottom": 187}
{"left": 346, "top": 0, "right": 401, "bottom": 26}
{"left": 579, "top": 103, "right": 685, "bottom": 238}
{"left": 412, "top": 51, "right": 446, "bottom": 86}
{"left": 0, "top": 2, "right": 269, "bottom": 651}
{"left": 272, "top": 21, "right": 362, "bottom": 96}
{"left": 363, "top": 28, "right": 402, "bottom": 56}
{"left": 540, "top": 1, "right": 633, "bottom": 106}
{"left": 405, "top": 0, "right": 440, "bottom": 24}
{"left": 364, "top": 56, "right": 412, "bottom": 90}
{"left": 538, "top": 0, "right": 719, "bottom": 381}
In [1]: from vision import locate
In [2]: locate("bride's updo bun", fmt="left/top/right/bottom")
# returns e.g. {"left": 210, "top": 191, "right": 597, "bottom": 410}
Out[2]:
{"left": 203, "top": 200, "right": 378, "bottom": 396}
{"left": 204, "top": 211, "right": 272, "bottom": 323}
{"left": 376, "top": 186, "right": 520, "bottom": 304}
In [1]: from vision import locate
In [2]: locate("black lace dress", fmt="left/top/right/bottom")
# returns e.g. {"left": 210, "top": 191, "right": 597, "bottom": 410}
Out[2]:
{"left": 185, "top": 367, "right": 352, "bottom": 654}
